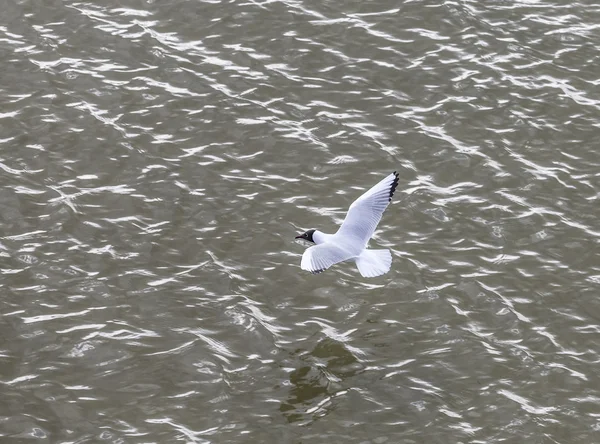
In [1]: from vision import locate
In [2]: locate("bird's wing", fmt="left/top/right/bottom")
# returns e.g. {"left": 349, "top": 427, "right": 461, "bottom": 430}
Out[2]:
{"left": 301, "top": 243, "right": 354, "bottom": 274}
{"left": 335, "top": 172, "right": 399, "bottom": 243}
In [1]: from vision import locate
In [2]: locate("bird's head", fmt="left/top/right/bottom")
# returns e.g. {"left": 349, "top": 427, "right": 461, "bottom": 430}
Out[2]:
{"left": 295, "top": 229, "right": 316, "bottom": 243}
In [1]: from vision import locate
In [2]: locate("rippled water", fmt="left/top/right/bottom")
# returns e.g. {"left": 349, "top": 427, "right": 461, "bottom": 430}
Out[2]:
{"left": 2, "top": 0, "right": 600, "bottom": 442}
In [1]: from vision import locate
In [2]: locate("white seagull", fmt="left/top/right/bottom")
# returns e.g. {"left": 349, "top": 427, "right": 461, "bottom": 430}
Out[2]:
{"left": 295, "top": 171, "right": 399, "bottom": 277}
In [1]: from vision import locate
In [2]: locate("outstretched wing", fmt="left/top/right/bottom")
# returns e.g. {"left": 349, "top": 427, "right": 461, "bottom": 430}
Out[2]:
{"left": 301, "top": 243, "right": 354, "bottom": 274}
{"left": 336, "top": 172, "right": 399, "bottom": 243}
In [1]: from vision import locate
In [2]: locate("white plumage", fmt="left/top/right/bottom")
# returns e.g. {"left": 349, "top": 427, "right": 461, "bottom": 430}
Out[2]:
{"left": 295, "top": 171, "right": 399, "bottom": 277}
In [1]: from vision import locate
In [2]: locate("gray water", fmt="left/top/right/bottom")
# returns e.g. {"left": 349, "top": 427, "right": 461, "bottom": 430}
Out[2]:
{"left": 1, "top": 0, "right": 600, "bottom": 442}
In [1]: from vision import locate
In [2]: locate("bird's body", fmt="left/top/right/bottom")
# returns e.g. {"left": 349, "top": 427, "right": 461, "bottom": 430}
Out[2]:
{"left": 295, "top": 171, "right": 399, "bottom": 277}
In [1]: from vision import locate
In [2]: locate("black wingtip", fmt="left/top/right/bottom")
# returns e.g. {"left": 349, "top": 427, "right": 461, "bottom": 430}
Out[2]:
{"left": 389, "top": 171, "right": 400, "bottom": 202}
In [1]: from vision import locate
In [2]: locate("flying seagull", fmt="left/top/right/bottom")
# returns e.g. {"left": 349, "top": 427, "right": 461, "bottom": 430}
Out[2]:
{"left": 295, "top": 171, "right": 399, "bottom": 277}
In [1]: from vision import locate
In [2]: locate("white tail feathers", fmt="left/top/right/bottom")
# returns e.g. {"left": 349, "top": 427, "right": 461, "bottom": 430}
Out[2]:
{"left": 355, "top": 249, "right": 392, "bottom": 278}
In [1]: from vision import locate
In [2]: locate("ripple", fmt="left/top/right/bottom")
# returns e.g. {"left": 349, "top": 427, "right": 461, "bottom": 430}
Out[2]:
{"left": 1, "top": 0, "right": 600, "bottom": 441}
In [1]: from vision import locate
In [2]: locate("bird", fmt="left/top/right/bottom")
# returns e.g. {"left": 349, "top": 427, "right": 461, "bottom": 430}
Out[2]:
{"left": 295, "top": 171, "right": 399, "bottom": 277}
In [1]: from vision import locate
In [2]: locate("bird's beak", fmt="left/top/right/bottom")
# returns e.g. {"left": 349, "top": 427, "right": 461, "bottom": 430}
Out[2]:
{"left": 294, "top": 235, "right": 303, "bottom": 239}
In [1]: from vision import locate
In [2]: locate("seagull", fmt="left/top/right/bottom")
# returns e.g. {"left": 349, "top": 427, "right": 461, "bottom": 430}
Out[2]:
{"left": 295, "top": 171, "right": 399, "bottom": 277}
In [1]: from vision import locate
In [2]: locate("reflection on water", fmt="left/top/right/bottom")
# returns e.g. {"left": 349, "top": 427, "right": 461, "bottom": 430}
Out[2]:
{"left": 1, "top": 0, "right": 600, "bottom": 442}
{"left": 281, "top": 338, "right": 361, "bottom": 424}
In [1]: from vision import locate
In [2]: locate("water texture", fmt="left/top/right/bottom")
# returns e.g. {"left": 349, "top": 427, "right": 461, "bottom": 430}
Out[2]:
{"left": 1, "top": 0, "right": 600, "bottom": 442}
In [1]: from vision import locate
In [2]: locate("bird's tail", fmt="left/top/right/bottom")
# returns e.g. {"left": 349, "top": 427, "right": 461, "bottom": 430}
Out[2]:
{"left": 355, "top": 249, "right": 392, "bottom": 278}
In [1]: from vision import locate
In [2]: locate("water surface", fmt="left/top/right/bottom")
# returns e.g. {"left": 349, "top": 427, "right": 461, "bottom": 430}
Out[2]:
{"left": 1, "top": 0, "right": 600, "bottom": 442}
